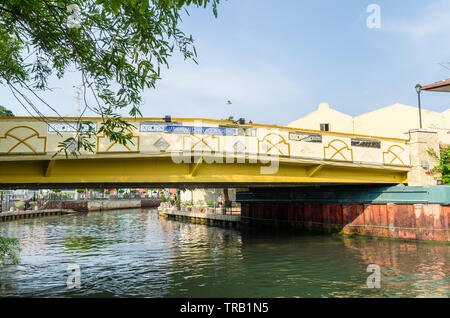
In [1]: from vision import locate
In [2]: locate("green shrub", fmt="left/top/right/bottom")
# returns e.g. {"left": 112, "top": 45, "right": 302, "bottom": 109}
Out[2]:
{"left": 428, "top": 146, "right": 450, "bottom": 184}
{"left": 196, "top": 200, "right": 205, "bottom": 206}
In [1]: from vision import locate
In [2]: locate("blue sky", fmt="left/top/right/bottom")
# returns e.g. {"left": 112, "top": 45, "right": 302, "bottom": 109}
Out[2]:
{"left": 1, "top": 0, "right": 449, "bottom": 125}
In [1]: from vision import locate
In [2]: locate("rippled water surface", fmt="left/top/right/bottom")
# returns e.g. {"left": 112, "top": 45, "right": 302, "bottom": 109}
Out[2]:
{"left": 0, "top": 208, "right": 448, "bottom": 297}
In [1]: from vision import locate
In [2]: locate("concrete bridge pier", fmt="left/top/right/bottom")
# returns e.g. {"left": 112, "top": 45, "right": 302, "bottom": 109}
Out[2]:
{"left": 407, "top": 129, "right": 441, "bottom": 187}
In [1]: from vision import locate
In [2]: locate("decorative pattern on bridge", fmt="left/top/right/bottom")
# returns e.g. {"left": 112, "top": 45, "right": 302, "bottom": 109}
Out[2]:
{"left": 383, "top": 145, "right": 406, "bottom": 166}
{"left": 324, "top": 139, "right": 353, "bottom": 162}
{"left": 183, "top": 134, "right": 220, "bottom": 152}
{"left": 0, "top": 126, "right": 47, "bottom": 155}
{"left": 0, "top": 117, "right": 411, "bottom": 186}
{"left": 97, "top": 128, "right": 140, "bottom": 153}
{"left": 258, "top": 133, "right": 290, "bottom": 156}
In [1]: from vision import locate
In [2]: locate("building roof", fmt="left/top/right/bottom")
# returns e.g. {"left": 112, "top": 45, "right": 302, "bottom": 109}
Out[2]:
{"left": 422, "top": 78, "right": 450, "bottom": 92}
{"left": 354, "top": 103, "right": 443, "bottom": 119}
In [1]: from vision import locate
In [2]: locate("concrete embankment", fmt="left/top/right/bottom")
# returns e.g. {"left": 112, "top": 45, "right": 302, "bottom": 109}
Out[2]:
{"left": 0, "top": 199, "right": 161, "bottom": 222}
{"left": 43, "top": 199, "right": 161, "bottom": 212}
{"left": 40, "top": 199, "right": 161, "bottom": 212}
{"left": 158, "top": 206, "right": 240, "bottom": 227}
{"left": 0, "top": 209, "right": 75, "bottom": 222}
{"left": 237, "top": 186, "right": 450, "bottom": 243}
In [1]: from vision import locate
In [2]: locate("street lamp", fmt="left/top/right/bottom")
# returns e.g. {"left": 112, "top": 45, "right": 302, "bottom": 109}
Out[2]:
{"left": 415, "top": 84, "right": 423, "bottom": 129}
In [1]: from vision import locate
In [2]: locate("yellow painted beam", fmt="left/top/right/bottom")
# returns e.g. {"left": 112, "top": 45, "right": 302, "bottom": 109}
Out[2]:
{"left": 189, "top": 156, "right": 203, "bottom": 177}
{"left": 306, "top": 164, "right": 324, "bottom": 177}
{"left": 0, "top": 157, "right": 408, "bottom": 187}
{"left": 44, "top": 160, "right": 55, "bottom": 177}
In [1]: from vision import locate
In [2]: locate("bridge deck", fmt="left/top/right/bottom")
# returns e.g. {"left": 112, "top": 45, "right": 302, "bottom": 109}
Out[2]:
{"left": 0, "top": 117, "right": 411, "bottom": 187}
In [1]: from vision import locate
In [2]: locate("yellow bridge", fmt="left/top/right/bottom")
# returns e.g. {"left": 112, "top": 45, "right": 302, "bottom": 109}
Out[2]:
{"left": 0, "top": 117, "right": 411, "bottom": 188}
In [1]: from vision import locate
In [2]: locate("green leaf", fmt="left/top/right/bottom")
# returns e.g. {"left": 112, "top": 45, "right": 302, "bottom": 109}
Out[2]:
{"left": 0, "top": 0, "right": 220, "bottom": 157}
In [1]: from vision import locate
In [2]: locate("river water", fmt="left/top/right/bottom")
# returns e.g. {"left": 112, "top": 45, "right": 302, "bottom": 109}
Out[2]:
{"left": 0, "top": 208, "right": 448, "bottom": 298}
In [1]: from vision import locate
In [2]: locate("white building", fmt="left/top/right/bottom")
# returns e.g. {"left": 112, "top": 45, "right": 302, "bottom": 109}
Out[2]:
{"left": 287, "top": 102, "right": 450, "bottom": 145}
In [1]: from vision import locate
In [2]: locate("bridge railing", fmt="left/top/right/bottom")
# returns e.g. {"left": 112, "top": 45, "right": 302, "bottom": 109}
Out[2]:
{"left": 0, "top": 117, "right": 410, "bottom": 168}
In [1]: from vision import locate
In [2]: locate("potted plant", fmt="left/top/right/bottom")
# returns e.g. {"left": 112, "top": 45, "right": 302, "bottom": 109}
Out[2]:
{"left": 76, "top": 189, "right": 85, "bottom": 200}
{"left": 195, "top": 200, "right": 205, "bottom": 213}
{"left": 160, "top": 195, "right": 168, "bottom": 207}
{"left": 14, "top": 201, "right": 25, "bottom": 211}
{"left": 29, "top": 201, "right": 37, "bottom": 210}
{"left": 185, "top": 200, "right": 193, "bottom": 212}
{"left": 207, "top": 201, "right": 215, "bottom": 214}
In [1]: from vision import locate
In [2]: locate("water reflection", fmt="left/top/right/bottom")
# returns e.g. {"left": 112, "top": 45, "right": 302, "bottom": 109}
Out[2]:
{"left": 0, "top": 208, "right": 448, "bottom": 298}
{"left": 341, "top": 237, "right": 449, "bottom": 298}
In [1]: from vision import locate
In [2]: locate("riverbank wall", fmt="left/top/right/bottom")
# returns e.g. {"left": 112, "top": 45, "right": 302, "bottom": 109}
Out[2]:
{"left": 158, "top": 205, "right": 240, "bottom": 227}
{"left": 43, "top": 199, "right": 161, "bottom": 212}
{"left": 0, "top": 209, "right": 75, "bottom": 222}
{"left": 237, "top": 186, "right": 450, "bottom": 242}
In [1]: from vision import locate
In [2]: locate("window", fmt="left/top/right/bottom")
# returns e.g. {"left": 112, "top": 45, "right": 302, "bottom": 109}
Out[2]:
{"left": 320, "top": 123, "right": 330, "bottom": 131}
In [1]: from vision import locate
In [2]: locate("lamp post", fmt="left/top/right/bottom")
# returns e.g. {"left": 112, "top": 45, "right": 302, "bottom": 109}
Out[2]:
{"left": 415, "top": 84, "right": 423, "bottom": 129}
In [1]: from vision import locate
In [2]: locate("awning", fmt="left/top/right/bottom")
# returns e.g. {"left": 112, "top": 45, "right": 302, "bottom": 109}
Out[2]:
{"left": 421, "top": 78, "right": 450, "bottom": 92}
